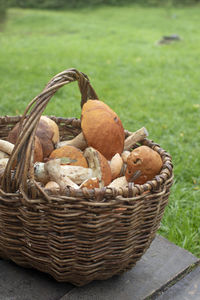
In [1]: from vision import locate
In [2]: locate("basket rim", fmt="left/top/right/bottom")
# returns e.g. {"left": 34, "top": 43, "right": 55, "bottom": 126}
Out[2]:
{"left": 62, "top": 137, "right": 173, "bottom": 199}
{"left": 0, "top": 114, "right": 173, "bottom": 201}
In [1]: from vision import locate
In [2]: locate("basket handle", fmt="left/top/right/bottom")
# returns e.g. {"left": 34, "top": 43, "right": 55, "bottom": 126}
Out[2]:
{"left": 2, "top": 68, "right": 99, "bottom": 194}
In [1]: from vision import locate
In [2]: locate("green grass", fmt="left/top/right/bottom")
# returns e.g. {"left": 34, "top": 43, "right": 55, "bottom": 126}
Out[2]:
{"left": 0, "top": 5, "right": 200, "bottom": 257}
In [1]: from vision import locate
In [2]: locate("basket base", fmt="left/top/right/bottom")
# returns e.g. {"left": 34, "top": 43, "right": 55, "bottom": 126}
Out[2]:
{"left": 0, "top": 235, "right": 198, "bottom": 300}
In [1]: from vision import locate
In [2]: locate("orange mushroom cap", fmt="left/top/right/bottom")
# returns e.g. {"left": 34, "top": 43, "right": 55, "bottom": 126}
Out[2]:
{"left": 49, "top": 145, "right": 88, "bottom": 168}
{"left": 80, "top": 178, "right": 99, "bottom": 189}
{"left": 81, "top": 100, "right": 125, "bottom": 160}
{"left": 125, "top": 145, "right": 163, "bottom": 184}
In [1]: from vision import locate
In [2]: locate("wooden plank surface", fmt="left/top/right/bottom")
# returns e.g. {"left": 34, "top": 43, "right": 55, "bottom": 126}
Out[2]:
{"left": 157, "top": 265, "right": 200, "bottom": 300}
{"left": 0, "top": 235, "right": 199, "bottom": 300}
{"left": 0, "top": 259, "right": 73, "bottom": 300}
{"left": 60, "top": 235, "right": 199, "bottom": 300}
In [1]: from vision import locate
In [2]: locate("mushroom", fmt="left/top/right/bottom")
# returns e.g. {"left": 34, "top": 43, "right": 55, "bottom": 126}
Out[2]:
{"left": 49, "top": 145, "right": 88, "bottom": 168}
{"left": 56, "top": 100, "right": 125, "bottom": 160}
{"left": 7, "top": 115, "right": 59, "bottom": 161}
{"left": 0, "top": 151, "right": 9, "bottom": 159}
{"left": 8, "top": 123, "right": 43, "bottom": 162}
{"left": 108, "top": 176, "right": 129, "bottom": 189}
{"left": 44, "top": 181, "right": 60, "bottom": 194}
{"left": 0, "top": 158, "right": 9, "bottom": 169}
{"left": 124, "top": 127, "right": 148, "bottom": 151}
{"left": 84, "top": 147, "right": 112, "bottom": 187}
{"left": 34, "top": 160, "right": 93, "bottom": 185}
{"left": 44, "top": 159, "right": 79, "bottom": 191}
{"left": 33, "top": 136, "right": 44, "bottom": 162}
{"left": 57, "top": 132, "right": 87, "bottom": 151}
{"left": 125, "top": 145, "right": 163, "bottom": 184}
{"left": 0, "top": 158, "right": 9, "bottom": 182}
{"left": 35, "top": 116, "right": 59, "bottom": 159}
{"left": 121, "top": 151, "right": 130, "bottom": 163}
{"left": 0, "top": 139, "right": 14, "bottom": 155}
{"left": 110, "top": 153, "right": 124, "bottom": 180}
{"left": 80, "top": 177, "right": 99, "bottom": 189}
{"left": 34, "top": 162, "right": 50, "bottom": 184}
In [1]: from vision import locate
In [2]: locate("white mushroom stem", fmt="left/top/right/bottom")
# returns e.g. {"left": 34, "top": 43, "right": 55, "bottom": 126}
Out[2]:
{"left": 0, "top": 158, "right": 9, "bottom": 169}
{"left": 0, "top": 158, "right": 9, "bottom": 180}
{"left": 56, "top": 132, "right": 87, "bottom": 151}
{"left": 35, "top": 159, "right": 93, "bottom": 185}
{"left": 124, "top": 127, "right": 148, "bottom": 151}
{"left": 0, "top": 140, "right": 14, "bottom": 155}
{"left": 0, "top": 150, "right": 9, "bottom": 159}
{"left": 84, "top": 147, "right": 112, "bottom": 188}
{"left": 60, "top": 165, "right": 93, "bottom": 184}
{"left": 44, "top": 159, "right": 79, "bottom": 190}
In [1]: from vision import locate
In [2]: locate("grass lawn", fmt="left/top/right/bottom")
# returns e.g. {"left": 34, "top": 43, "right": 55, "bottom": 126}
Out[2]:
{"left": 0, "top": 4, "right": 200, "bottom": 257}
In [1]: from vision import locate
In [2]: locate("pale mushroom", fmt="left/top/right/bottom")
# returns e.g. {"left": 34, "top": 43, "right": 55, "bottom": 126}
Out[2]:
{"left": 34, "top": 160, "right": 93, "bottom": 185}
{"left": 0, "top": 139, "right": 14, "bottom": 155}
{"left": 44, "top": 159, "right": 79, "bottom": 191}
{"left": 0, "top": 158, "right": 9, "bottom": 169}
{"left": 84, "top": 147, "right": 112, "bottom": 187}
{"left": 110, "top": 153, "right": 124, "bottom": 180}
{"left": 44, "top": 181, "right": 60, "bottom": 193}
{"left": 0, "top": 151, "right": 9, "bottom": 159}
{"left": 124, "top": 127, "right": 148, "bottom": 151}
{"left": 0, "top": 158, "right": 9, "bottom": 181}
{"left": 108, "top": 176, "right": 129, "bottom": 189}
{"left": 121, "top": 151, "right": 130, "bottom": 163}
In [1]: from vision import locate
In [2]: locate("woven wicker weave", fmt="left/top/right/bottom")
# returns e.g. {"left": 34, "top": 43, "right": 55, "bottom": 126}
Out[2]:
{"left": 0, "top": 68, "right": 173, "bottom": 286}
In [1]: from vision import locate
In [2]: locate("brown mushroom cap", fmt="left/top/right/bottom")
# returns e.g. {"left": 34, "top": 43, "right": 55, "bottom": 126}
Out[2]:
{"left": 81, "top": 100, "right": 125, "bottom": 160}
{"left": 39, "top": 116, "right": 60, "bottom": 144}
{"left": 84, "top": 147, "right": 112, "bottom": 187}
{"left": 125, "top": 145, "right": 163, "bottom": 184}
{"left": 7, "top": 116, "right": 59, "bottom": 161}
{"left": 36, "top": 116, "right": 59, "bottom": 159}
{"left": 49, "top": 145, "right": 88, "bottom": 168}
{"left": 34, "top": 136, "right": 44, "bottom": 163}
{"left": 8, "top": 123, "right": 43, "bottom": 163}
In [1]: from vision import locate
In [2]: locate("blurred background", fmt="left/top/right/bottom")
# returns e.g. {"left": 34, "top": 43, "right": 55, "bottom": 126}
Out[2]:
{"left": 0, "top": 0, "right": 200, "bottom": 257}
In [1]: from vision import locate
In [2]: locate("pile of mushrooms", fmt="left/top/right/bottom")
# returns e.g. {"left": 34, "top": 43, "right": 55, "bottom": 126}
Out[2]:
{"left": 0, "top": 99, "right": 163, "bottom": 194}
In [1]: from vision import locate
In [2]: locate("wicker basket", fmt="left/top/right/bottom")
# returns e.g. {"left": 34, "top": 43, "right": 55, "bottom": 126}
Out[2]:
{"left": 0, "top": 68, "right": 173, "bottom": 286}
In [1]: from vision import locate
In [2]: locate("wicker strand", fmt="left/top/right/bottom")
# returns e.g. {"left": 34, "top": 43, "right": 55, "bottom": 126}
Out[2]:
{"left": 2, "top": 69, "right": 99, "bottom": 193}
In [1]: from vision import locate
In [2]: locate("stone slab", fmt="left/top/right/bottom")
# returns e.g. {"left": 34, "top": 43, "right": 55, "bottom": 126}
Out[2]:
{"left": 0, "top": 259, "right": 73, "bottom": 300}
{"left": 157, "top": 265, "right": 200, "bottom": 300}
{"left": 60, "top": 235, "right": 199, "bottom": 300}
